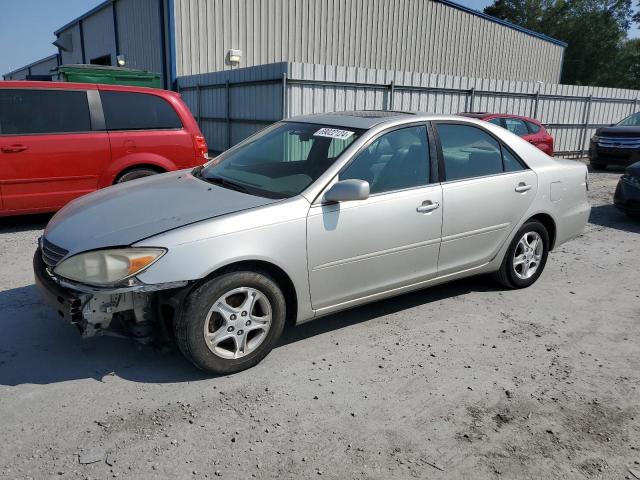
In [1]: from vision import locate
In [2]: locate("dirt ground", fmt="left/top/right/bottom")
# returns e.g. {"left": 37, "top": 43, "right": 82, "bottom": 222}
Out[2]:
{"left": 0, "top": 165, "right": 639, "bottom": 480}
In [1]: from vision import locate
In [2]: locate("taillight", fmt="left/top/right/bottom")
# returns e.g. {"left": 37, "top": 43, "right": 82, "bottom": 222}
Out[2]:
{"left": 194, "top": 134, "right": 208, "bottom": 159}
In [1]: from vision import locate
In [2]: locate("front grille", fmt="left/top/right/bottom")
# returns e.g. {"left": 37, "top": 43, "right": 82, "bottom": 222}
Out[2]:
{"left": 41, "top": 237, "right": 68, "bottom": 267}
{"left": 598, "top": 136, "right": 640, "bottom": 149}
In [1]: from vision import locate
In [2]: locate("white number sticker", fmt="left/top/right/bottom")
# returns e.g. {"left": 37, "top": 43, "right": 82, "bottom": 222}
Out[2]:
{"left": 314, "top": 128, "right": 355, "bottom": 140}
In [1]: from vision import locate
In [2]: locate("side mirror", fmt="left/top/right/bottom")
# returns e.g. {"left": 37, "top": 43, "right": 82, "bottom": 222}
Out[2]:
{"left": 324, "top": 179, "right": 370, "bottom": 203}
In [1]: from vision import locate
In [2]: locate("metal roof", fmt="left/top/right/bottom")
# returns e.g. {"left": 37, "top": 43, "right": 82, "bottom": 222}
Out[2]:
{"left": 55, "top": 0, "right": 113, "bottom": 35}
{"left": 3, "top": 54, "right": 59, "bottom": 77}
{"left": 52, "top": 0, "right": 568, "bottom": 49}
{"left": 436, "top": 0, "right": 567, "bottom": 48}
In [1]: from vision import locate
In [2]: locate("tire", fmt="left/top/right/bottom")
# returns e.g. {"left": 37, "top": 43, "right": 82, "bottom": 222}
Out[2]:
{"left": 115, "top": 167, "right": 160, "bottom": 184}
{"left": 590, "top": 161, "right": 607, "bottom": 171}
{"left": 494, "top": 220, "right": 550, "bottom": 289}
{"left": 175, "top": 270, "right": 287, "bottom": 374}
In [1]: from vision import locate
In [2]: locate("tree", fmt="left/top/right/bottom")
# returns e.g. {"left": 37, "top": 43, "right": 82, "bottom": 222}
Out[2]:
{"left": 484, "top": 0, "right": 636, "bottom": 88}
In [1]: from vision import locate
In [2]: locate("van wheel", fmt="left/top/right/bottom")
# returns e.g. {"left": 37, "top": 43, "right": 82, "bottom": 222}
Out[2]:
{"left": 115, "top": 168, "right": 160, "bottom": 184}
{"left": 175, "top": 271, "right": 287, "bottom": 374}
{"left": 494, "top": 220, "right": 549, "bottom": 289}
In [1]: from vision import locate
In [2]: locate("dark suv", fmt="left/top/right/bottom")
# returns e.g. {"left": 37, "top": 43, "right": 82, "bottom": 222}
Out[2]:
{"left": 589, "top": 112, "right": 640, "bottom": 170}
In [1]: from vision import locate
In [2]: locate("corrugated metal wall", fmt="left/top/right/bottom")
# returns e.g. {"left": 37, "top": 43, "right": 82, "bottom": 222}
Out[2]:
{"left": 173, "top": 0, "right": 564, "bottom": 83}
{"left": 177, "top": 62, "right": 640, "bottom": 155}
{"left": 52, "top": 0, "right": 165, "bottom": 85}
{"left": 177, "top": 63, "right": 286, "bottom": 152}
{"left": 116, "top": 0, "right": 165, "bottom": 76}
{"left": 59, "top": 23, "right": 83, "bottom": 64}
{"left": 81, "top": 6, "right": 116, "bottom": 63}
{"left": 3, "top": 55, "right": 59, "bottom": 80}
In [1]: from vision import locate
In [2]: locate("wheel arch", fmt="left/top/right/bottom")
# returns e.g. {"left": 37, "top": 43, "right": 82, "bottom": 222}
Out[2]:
{"left": 200, "top": 260, "right": 299, "bottom": 329}
{"left": 113, "top": 163, "right": 166, "bottom": 183}
{"left": 527, "top": 212, "right": 557, "bottom": 250}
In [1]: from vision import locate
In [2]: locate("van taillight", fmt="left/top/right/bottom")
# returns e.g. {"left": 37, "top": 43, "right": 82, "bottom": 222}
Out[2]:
{"left": 194, "top": 134, "right": 208, "bottom": 159}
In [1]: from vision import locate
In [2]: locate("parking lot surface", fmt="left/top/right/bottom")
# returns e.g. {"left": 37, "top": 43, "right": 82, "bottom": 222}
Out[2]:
{"left": 1, "top": 166, "right": 639, "bottom": 479}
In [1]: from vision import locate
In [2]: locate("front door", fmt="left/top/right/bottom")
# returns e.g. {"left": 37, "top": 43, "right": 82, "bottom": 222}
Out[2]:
{"left": 434, "top": 122, "right": 538, "bottom": 275}
{"left": 307, "top": 124, "right": 442, "bottom": 311}
{"left": 0, "top": 88, "right": 110, "bottom": 213}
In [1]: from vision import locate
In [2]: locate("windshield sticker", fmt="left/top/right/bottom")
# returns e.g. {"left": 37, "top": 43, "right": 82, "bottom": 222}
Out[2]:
{"left": 314, "top": 128, "right": 355, "bottom": 140}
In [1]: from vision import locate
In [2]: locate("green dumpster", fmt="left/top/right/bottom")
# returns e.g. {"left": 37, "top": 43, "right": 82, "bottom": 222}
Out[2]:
{"left": 58, "top": 65, "right": 162, "bottom": 88}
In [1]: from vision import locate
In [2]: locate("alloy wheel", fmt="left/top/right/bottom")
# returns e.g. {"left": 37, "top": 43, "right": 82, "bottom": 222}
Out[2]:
{"left": 203, "top": 287, "right": 272, "bottom": 359}
{"left": 512, "top": 231, "right": 544, "bottom": 280}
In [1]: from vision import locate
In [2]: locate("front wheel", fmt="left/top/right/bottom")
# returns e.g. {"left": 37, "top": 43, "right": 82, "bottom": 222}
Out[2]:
{"left": 494, "top": 220, "right": 550, "bottom": 289}
{"left": 175, "top": 271, "right": 287, "bottom": 374}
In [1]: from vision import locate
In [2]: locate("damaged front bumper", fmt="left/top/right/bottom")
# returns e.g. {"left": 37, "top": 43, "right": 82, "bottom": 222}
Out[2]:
{"left": 33, "top": 249, "right": 188, "bottom": 342}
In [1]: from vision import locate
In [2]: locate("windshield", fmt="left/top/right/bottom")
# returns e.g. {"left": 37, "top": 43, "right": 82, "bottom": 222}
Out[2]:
{"left": 617, "top": 112, "right": 640, "bottom": 127}
{"left": 198, "top": 122, "right": 364, "bottom": 198}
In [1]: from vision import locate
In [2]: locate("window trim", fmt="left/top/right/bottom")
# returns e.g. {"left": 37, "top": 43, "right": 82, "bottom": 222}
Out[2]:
{"left": 336, "top": 121, "right": 434, "bottom": 198}
{"left": 431, "top": 120, "right": 530, "bottom": 184}
{"left": 0, "top": 87, "right": 96, "bottom": 136}
{"left": 99, "top": 90, "right": 184, "bottom": 132}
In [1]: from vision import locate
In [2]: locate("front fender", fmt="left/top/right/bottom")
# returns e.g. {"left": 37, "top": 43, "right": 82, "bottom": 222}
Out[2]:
{"left": 134, "top": 196, "right": 314, "bottom": 323}
{"left": 98, "top": 153, "right": 179, "bottom": 187}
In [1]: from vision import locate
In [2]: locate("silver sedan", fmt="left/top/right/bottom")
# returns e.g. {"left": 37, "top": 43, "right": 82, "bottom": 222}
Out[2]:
{"left": 34, "top": 111, "right": 590, "bottom": 374}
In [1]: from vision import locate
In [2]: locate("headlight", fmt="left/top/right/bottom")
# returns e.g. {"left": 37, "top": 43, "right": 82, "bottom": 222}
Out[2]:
{"left": 54, "top": 248, "right": 165, "bottom": 286}
{"left": 591, "top": 135, "right": 600, "bottom": 143}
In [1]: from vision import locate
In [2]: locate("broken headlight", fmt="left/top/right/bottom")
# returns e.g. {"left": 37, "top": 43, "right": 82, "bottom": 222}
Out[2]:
{"left": 54, "top": 248, "right": 166, "bottom": 286}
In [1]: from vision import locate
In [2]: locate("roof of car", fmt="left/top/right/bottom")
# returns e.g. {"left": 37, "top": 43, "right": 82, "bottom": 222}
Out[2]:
{"left": 286, "top": 110, "right": 419, "bottom": 129}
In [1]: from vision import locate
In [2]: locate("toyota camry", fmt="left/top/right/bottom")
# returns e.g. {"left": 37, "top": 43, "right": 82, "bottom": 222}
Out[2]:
{"left": 34, "top": 111, "right": 590, "bottom": 374}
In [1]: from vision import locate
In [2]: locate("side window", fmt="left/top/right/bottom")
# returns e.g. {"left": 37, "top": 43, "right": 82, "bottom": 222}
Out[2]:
{"left": 504, "top": 118, "right": 529, "bottom": 136}
{"left": 502, "top": 146, "right": 525, "bottom": 172}
{"left": 488, "top": 117, "right": 503, "bottom": 127}
{"left": 437, "top": 124, "right": 504, "bottom": 181}
{"left": 0, "top": 89, "right": 91, "bottom": 135}
{"left": 525, "top": 120, "right": 541, "bottom": 134}
{"left": 101, "top": 91, "right": 182, "bottom": 131}
{"left": 341, "top": 126, "right": 430, "bottom": 194}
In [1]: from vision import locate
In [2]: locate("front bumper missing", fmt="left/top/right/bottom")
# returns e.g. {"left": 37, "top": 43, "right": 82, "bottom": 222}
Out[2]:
{"left": 33, "top": 249, "right": 187, "bottom": 340}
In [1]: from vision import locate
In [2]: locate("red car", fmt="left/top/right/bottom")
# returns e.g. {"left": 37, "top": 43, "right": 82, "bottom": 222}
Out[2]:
{"left": 0, "top": 81, "right": 208, "bottom": 216}
{"left": 459, "top": 112, "right": 554, "bottom": 156}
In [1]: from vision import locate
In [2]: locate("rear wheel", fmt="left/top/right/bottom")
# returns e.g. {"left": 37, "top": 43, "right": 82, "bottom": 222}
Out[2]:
{"left": 175, "top": 271, "right": 287, "bottom": 374}
{"left": 494, "top": 220, "right": 549, "bottom": 289}
{"left": 115, "top": 167, "right": 160, "bottom": 184}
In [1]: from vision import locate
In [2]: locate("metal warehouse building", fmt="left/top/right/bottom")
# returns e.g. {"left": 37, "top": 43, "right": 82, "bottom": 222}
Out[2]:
{"left": 4, "top": 0, "right": 566, "bottom": 86}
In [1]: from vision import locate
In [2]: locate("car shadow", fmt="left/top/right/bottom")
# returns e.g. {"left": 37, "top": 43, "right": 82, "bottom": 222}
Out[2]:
{"left": 0, "top": 276, "right": 500, "bottom": 386}
{"left": 589, "top": 204, "right": 640, "bottom": 233}
{"left": 279, "top": 275, "right": 499, "bottom": 346}
{"left": 0, "top": 213, "right": 52, "bottom": 234}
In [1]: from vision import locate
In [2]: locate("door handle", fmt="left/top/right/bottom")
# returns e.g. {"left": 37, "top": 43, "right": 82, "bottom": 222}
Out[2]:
{"left": 515, "top": 183, "right": 532, "bottom": 193}
{"left": 1, "top": 144, "right": 28, "bottom": 153}
{"left": 416, "top": 201, "right": 440, "bottom": 213}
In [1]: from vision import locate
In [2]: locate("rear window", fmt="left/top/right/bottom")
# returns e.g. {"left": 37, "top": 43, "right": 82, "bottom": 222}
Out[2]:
{"left": 100, "top": 91, "right": 182, "bottom": 131}
{"left": 0, "top": 89, "right": 91, "bottom": 135}
{"left": 525, "top": 120, "right": 541, "bottom": 134}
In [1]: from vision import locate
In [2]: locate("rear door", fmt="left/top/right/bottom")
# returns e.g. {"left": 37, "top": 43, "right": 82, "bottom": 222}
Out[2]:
{"left": 99, "top": 90, "right": 195, "bottom": 172}
{"left": 0, "top": 87, "right": 110, "bottom": 213}
{"left": 434, "top": 122, "right": 537, "bottom": 275}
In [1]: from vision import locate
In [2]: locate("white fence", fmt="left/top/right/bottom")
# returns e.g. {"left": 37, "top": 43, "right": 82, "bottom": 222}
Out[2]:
{"left": 177, "top": 62, "right": 640, "bottom": 155}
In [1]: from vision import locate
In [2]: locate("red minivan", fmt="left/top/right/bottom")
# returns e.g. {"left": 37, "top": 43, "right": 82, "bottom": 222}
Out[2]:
{"left": 459, "top": 112, "right": 554, "bottom": 156}
{"left": 0, "top": 81, "right": 208, "bottom": 216}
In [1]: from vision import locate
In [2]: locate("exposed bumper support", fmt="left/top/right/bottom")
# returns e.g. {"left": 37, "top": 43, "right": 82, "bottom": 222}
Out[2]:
{"left": 34, "top": 249, "right": 188, "bottom": 340}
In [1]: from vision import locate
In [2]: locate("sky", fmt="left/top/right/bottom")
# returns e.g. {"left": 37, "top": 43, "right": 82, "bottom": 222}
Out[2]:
{"left": 0, "top": 0, "right": 638, "bottom": 76}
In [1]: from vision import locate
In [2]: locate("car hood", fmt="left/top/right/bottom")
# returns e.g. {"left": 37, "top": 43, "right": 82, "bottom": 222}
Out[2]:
{"left": 626, "top": 161, "right": 640, "bottom": 176}
{"left": 44, "top": 171, "right": 280, "bottom": 255}
{"left": 596, "top": 126, "right": 640, "bottom": 137}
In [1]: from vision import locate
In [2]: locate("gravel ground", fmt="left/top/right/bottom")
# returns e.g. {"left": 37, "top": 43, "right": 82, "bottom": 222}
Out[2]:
{"left": 1, "top": 165, "right": 639, "bottom": 480}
